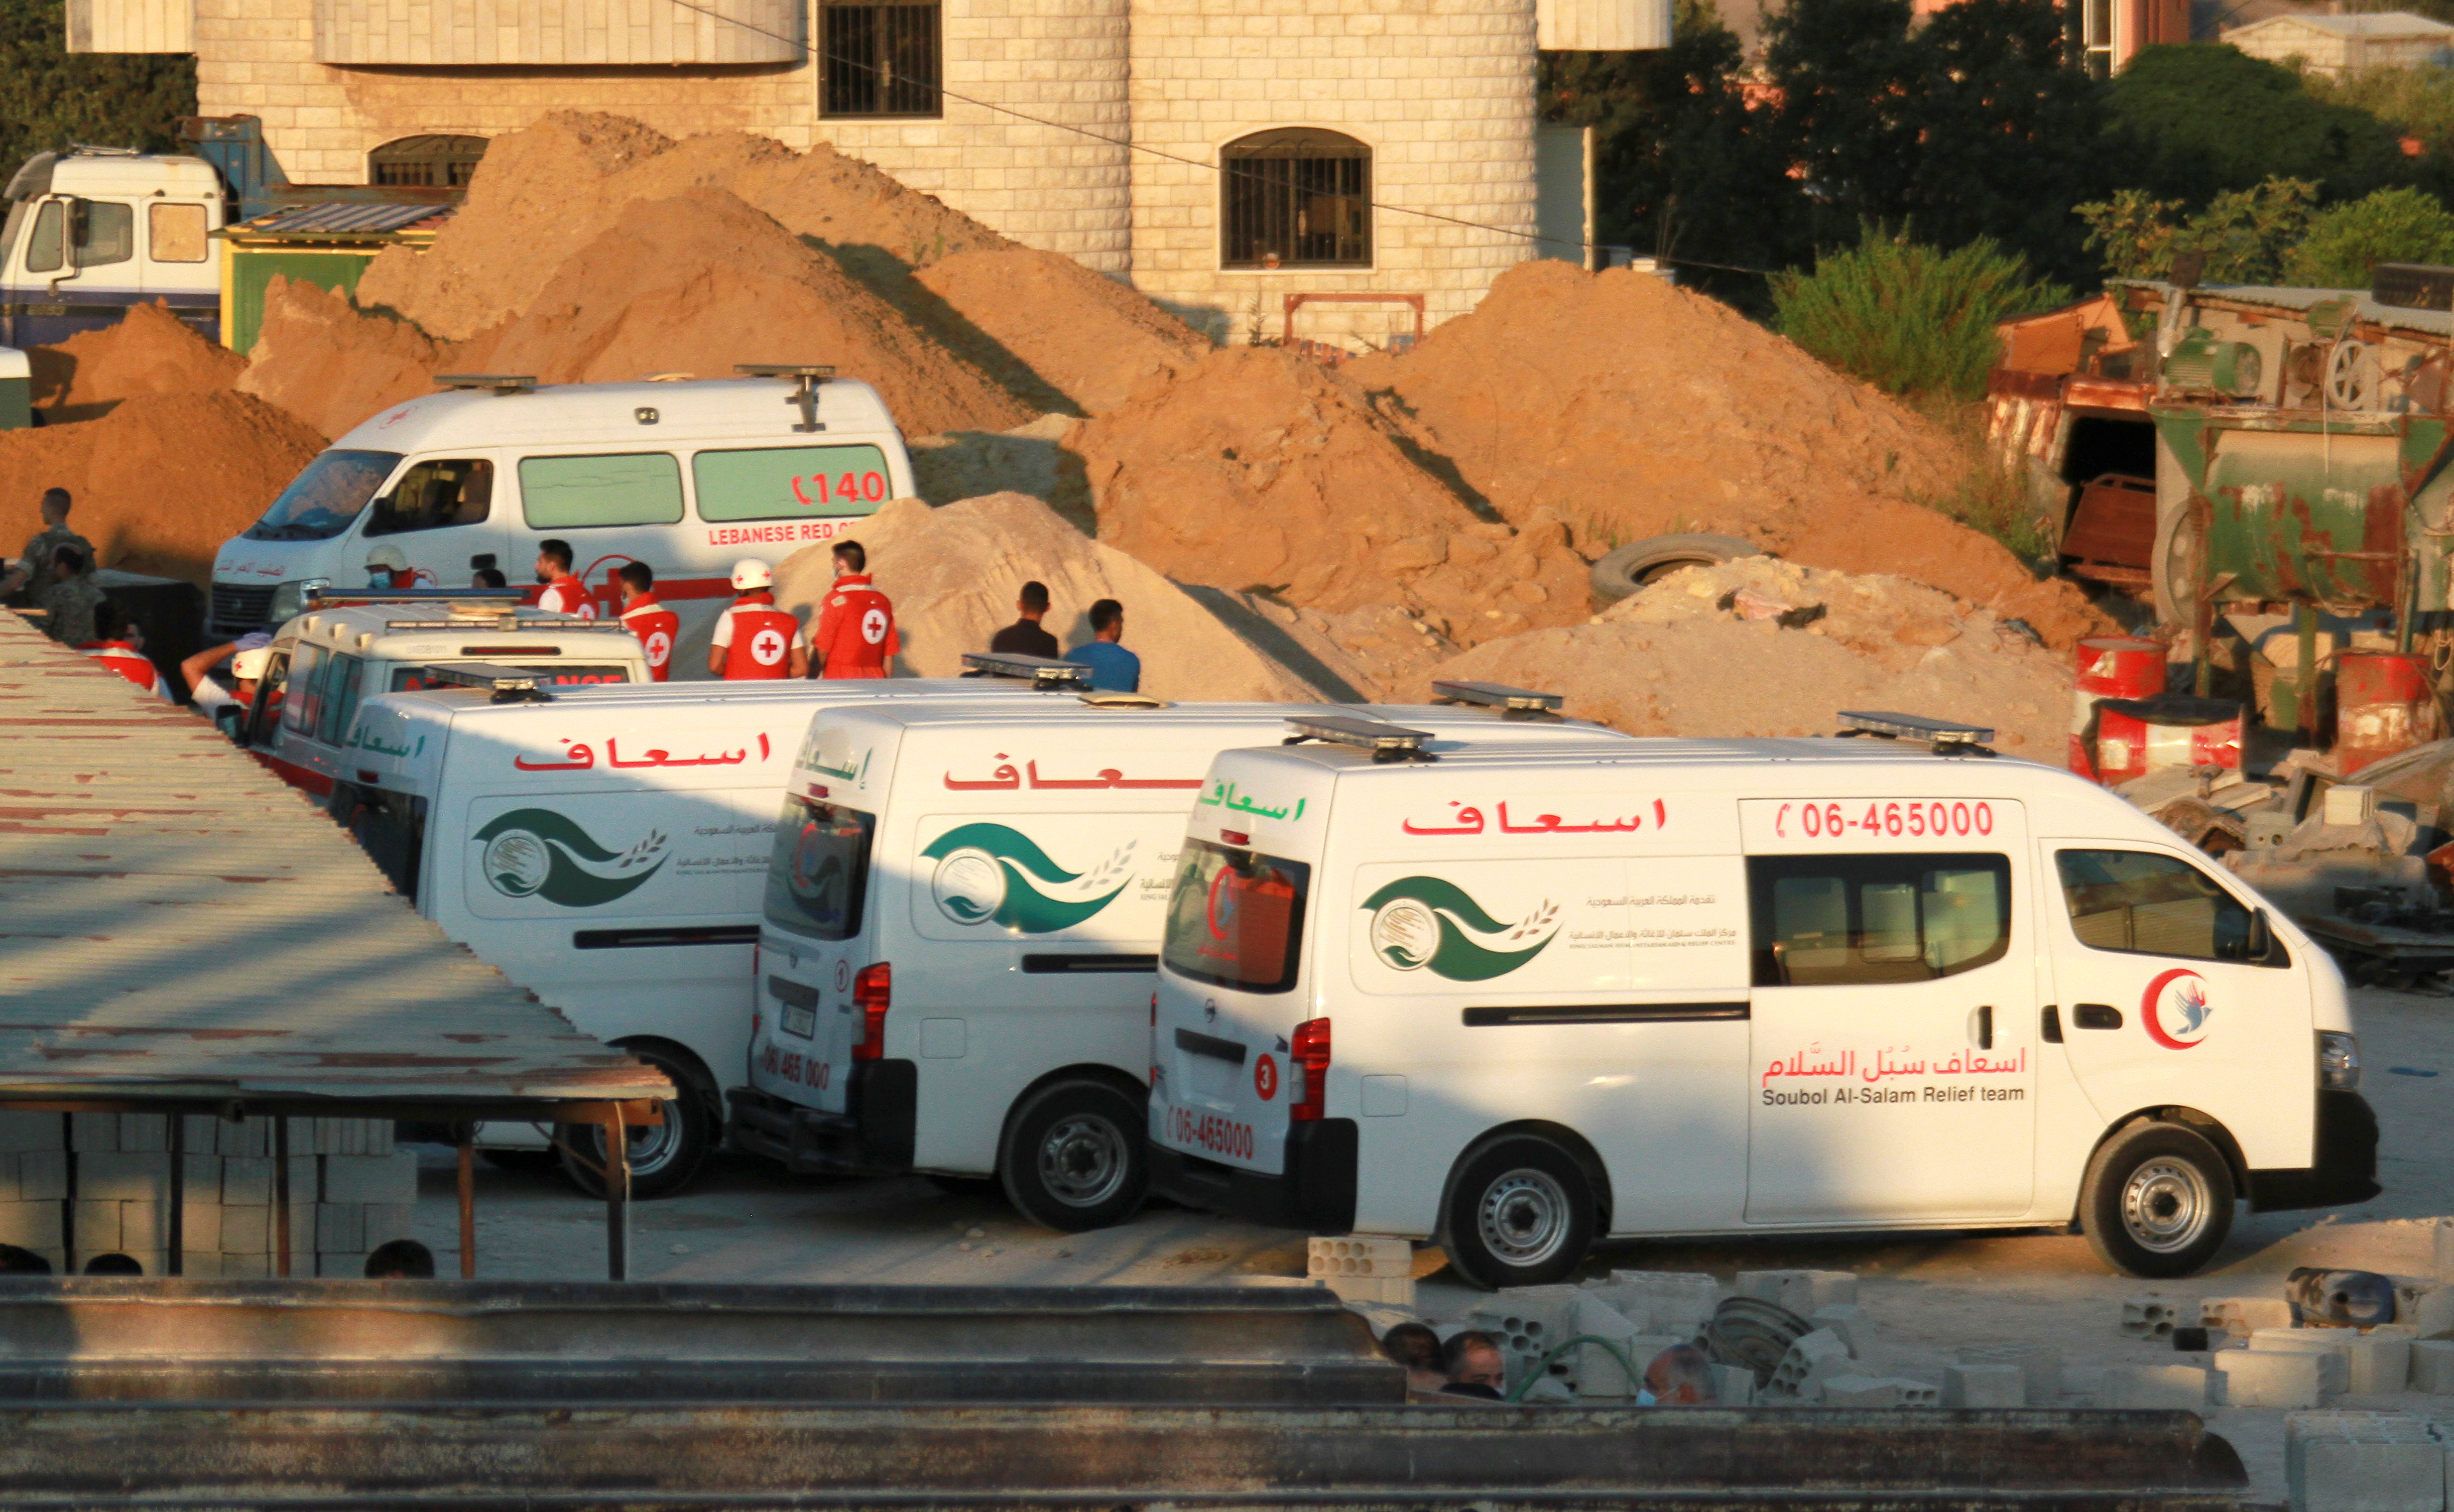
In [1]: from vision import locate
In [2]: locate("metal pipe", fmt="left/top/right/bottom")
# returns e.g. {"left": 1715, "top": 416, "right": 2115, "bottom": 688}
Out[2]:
{"left": 456, "top": 1124, "right": 475, "bottom": 1281}
{"left": 167, "top": 1111, "right": 184, "bottom": 1277}
{"left": 274, "top": 1115, "right": 291, "bottom": 1280}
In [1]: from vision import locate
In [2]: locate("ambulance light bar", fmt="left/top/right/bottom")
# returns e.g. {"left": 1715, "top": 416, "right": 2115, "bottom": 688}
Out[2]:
{"left": 1836, "top": 709, "right": 1997, "bottom": 756}
{"left": 1284, "top": 715, "right": 1437, "bottom": 763}
{"left": 415, "top": 662, "right": 554, "bottom": 703}
{"left": 311, "top": 588, "right": 526, "bottom": 607}
{"left": 433, "top": 374, "right": 537, "bottom": 393}
{"left": 1431, "top": 679, "right": 1565, "bottom": 718}
{"left": 961, "top": 652, "right": 1090, "bottom": 689}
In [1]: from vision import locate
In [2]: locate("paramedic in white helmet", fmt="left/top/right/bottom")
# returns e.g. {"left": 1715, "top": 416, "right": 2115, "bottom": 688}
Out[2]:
{"left": 708, "top": 558, "right": 809, "bottom": 680}
{"left": 364, "top": 544, "right": 416, "bottom": 590}
{"left": 181, "top": 637, "right": 274, "bottom": 738}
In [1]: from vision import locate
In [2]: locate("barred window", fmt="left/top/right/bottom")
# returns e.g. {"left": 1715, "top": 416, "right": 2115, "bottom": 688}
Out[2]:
{"left": 1221, "top": 129, "right": 1371, "bottom": 270}
{"left": 821, "top": 0, "right": 941, "bottom": 117}
{"left": 369, "top": 135, "right": 488, "bottom": 188}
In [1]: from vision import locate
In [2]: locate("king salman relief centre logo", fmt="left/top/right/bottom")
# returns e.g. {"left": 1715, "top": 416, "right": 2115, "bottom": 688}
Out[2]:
{"left": 476, "top": 809, "right": 670, "bottom": 907}
{"left": 923, "top": 823, "right": 1136, "bottom": 934}
{"left": 1363, "top": 877, "right": 1559, "bottom": 981}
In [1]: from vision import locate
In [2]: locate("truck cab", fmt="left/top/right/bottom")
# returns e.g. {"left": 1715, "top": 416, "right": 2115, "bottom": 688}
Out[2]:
{"left": 0, "top": 148, "right": 225, "bottom": 347}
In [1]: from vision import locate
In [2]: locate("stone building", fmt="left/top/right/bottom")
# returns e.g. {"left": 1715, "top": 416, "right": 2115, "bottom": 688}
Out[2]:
{"left": 70, "top": 0, "right": 1663, "bottom": 340}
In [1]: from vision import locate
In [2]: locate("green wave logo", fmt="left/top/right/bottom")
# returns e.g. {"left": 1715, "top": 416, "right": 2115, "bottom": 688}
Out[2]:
{"left": 474, "top": 808, "right": 669, "bottom": 908}
{"left": 1361, "top": 876, "right": 1558, "bottom": 980}
{"left": 922, "top": 822, "right": 1133, "bottom": 934}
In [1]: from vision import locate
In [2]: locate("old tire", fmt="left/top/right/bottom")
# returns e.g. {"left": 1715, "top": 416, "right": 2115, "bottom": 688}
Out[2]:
{"left": 2081, "top": 1120, "right": 2235, "bottom": 1278}
{"left": 1000, "top": 1079, "right": 1148, "bottom": 1232}
{"left": 2150, "top": 504, "right": 2205, "bottom": 629}
{"left": 1588, "top": 533, "right": 1761, "bottom": 609}
{"left": 1441, "top": 1136, "right": 1596, "bottom": 1290}
{"left": 559, "top": 1045, "right": 718, "bottom": 1200}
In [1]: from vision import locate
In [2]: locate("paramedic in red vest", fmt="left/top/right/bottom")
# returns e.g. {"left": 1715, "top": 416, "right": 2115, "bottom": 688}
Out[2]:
{"left": 809, "top": 539, "right": 898, "bottom": 680}
{"left": 182, "top": 637, "right": 271, "bottom": 735}
{"left": 534, "top": 539, "right": 595, "bottom": 618}
{"left": 78, "top": 601, "right": 171, "bottom": 701}
{"left": 708, "top": 558, "right": 809, "bottom": 679}
{"left": 617, "top": 561, "right": 679, "bottom": 682}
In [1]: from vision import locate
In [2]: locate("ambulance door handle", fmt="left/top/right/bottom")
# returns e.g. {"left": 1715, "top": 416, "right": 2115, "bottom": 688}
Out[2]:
{"left": 2072, "top": 1003, "right": 2123, "bottom": 1030}
{"left": 2041, "top": 1005, "right": 2063, "bottom": 1044}
{"left": 1968, "top": 1005, "right": 1993, "bottom": 1051}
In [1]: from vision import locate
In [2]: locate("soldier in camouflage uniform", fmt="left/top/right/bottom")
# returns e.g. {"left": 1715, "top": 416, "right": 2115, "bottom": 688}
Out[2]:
{"left": 33, "top": 547, "right": 104, "bottom": 646}
{"left": 2, "top": 489, "right": 94, "bottom": 601}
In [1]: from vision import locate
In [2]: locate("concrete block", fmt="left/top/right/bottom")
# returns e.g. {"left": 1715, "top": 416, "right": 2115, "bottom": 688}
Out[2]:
{"left": 1591, "top": 1271, "right": 1721, "bottom": 1333}
{"left": 2412, "top": 1287, "right": 2454, "bottom": 1340}
{"left": 175, "top": 1252, "right": 219, "bottom": 1279}
{"left": 0, "top": 1154, "right": 20, "bottom": 1203}
{"left": 1769, "top": 1328, "right": 1853, "bottom": 1399}
{"left": 222, "top": 1156, "right": 319, "bottom": 1207}
{"left": 2219, "top": 1350, "right": 2325, "bottom": 1409}
{"left": 1309, "top": 1235, "right": 1410, "bottom": 1278}
{"left": 1957, "top": 1343, "right": 2062, "bottom": 1404}
{"left": 2436, "top": 1218, "right": 2454, "bottom": 1281}
{"left": 316, "top": 1251, "right": 369, "bottom": 1279}
{"left": 2205, "top": 1296, "right": 2296, "bottom": 1334}
{"left": 2412, "top": 1340, "right": 2454, "bottom": 1393}
{"left": 1818, "top": 1373, "right": 1898, "bottom": 1407}
{"left": 2287, "top": 1410, "right": 2442, "bottom": 1512}
{"left": 0, "top": 1112, "right": 60, "bottom": 1153}
{"left": 1945, "top": 1363, "right": 2027, "bottom": 1407}
{"left": 117, "top": 1115, "right": 166, "bottom": 1153}
{"left": 1324, "top": 1274, "right": 1415, "bottom": 1306}
{"left": 1709, "top": 1363, "right": 1754, "bottom": 1406}
{"left": 216, "top": 1120, "right": 271, "bottom": 1158}
{"left": 0, "top": 1200, "right": 61, "bottom": 1250}
{"left": 2099, "top": 1363, "right": 2209, "bottom": 1410}
{"left": 17, "top": 1150, "right": 63, "bottom": 1202}
{"left": 119, "top": 1198, "right": 160, "bottom": 1252}
{"left": 2350, "top": 1332, "right": 2416, "bottom": 1397}
{"left": 69, "top": 1114, "right": 116, "bottom": 1153}
{"left": 1738, "top": 1269, "right": 1857, "bottom": 1314}
{"left": 362, "top": 1202, "right": 414, "bottom": 1248}
{"left": 314, "top": 1204, "right": 363, "bottom": 1253}
{"left": 1811, "top": 1304, "right": 1876, "bottom": 1357}
{"left": 179, "top": 1200, "right": 221, "bottom": 1254}
{"left": 2121, "top": 1292, "right": 2186, "bottom": 1338}
{"left": 77, "top": 1152, "right": 166, "bottom": 1203}
{"left": 71, "top": 1200, "right": 118, "bottom": 1253}
{"left": 217, "top": 1251, "right": 271, "bottom": 1279}
{"left": 2253, "top": 1328, "right": 2355, "bottom": 1395}
{"left": 218, "top": 1204, "right": 267, "bottom": 1255}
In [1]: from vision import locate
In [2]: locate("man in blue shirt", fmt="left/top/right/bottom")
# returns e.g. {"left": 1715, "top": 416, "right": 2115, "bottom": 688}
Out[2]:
{"left": 1067, "top": 597, "right": 1141, "bottom": 692}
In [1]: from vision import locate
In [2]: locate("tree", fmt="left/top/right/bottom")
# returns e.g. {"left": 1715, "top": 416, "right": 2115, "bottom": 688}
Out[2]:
{"left": 2103, "top": 44, "right": 2414, "bottom": 207}
{"left": 0, "top": 0, "right": 194, "bottom": 174}
{"left": 2074, "top": 178, "right": 2320, "bottom": 283}
{"left": 2285, "top": 185, "right": 2454, "bottom": 285}
{"left": 1770, "top": 221, "right": 2070, "bottom": 399}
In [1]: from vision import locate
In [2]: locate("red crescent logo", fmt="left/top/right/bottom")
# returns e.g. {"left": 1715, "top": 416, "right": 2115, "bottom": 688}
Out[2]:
{"left": 2140, "top": 967, "right": 2212, "bottom": 1050}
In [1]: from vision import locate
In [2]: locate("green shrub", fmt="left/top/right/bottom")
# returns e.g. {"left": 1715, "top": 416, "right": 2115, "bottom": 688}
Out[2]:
{"left": 2283, "top": 186, "right": 2454, "bottom": 287}
{"left": 2074, "top": 177, "right": 2319, "bottom": 283}
{"left": 1770, "top": 222, "right": 2071, "bottom": 401}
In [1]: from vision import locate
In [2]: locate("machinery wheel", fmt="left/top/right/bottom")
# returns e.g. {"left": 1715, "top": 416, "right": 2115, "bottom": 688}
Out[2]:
{"left": 1588, "top": 533, "right": 1762, "bottom": 609}
{"left": 999, "top": 1080, "right": 1149, "bottom": 1232}
{"left": 559, "top": 1045, "right": 718, "bottom": 1200}
{"left": 2150, "top": 504, "right": 2206, "bottom": 629}
{"left": 2080, "top": 1120, "right": 2235, "bottom": 1279}
{"left": 1441, "top": 1136, "right": 1596, "bottom": 1290}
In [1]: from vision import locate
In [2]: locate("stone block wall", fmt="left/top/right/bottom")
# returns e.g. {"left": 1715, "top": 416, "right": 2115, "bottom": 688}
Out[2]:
{"left": 0, "top": 1112, "right": 417, "bottom": 1279}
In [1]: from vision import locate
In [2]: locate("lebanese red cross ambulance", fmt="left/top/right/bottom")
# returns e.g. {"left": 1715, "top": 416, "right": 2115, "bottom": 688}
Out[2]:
{"left": 335, "top": 670, "right": 1055, "bottom": 1196}
{"left": 729, "top": 684, "right": 1634, "bottom": 1232}
{"left": 206, "top": 370, "right": 913, "bottom": 671}
{"left": 1145, "top": 713, "right": 2379, "bottom": 1287}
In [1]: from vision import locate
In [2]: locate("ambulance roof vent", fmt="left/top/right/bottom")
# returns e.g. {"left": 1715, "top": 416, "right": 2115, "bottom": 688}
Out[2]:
{"left": 961, "top": 651, "right": 1090, "bottom": 690}
{"left": 1284, "top": 714, "right": 1438, "bottom": 763}
{"left": 433, "top": 373, "right": 537, "bottom": 394}
{"left": 735, "top": 364, "right": 837, "bottom": 433}
{"left": 1431, "top": 679, "right": 1565, "bottom": 720}
{"left": 1080, "top": 691, "right": 1170, "bottom": 709}
{"left": 413, "top": 662, "right": 554, "bottom": 704}
{"left": 1836, "top": 709, "right": 1997, "bottom": 757}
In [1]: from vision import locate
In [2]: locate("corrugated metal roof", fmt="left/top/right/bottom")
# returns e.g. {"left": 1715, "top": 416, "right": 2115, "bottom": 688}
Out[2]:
{"left": 2117, "top": 278, "right": 2454, "bottom": 340}
{"left": 230, "top": 201, "right": 455, "bottom": 237}
{"left": 0, "top": 610, "right": 669, "bottom": 1108}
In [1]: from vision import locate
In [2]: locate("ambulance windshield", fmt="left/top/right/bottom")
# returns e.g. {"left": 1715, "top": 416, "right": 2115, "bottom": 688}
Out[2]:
{"left": 1161, "top": 839, "right": 1309, "bottom": 993}
{"left": 763, "top": 795, "right": 875, "bottom": 941}
{"left": 244, "top": 450, "right": 402, "bottom": 541}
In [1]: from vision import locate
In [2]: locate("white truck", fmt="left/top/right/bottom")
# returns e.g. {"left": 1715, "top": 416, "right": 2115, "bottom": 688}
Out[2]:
{"left": 1146, "top": 714, "right": 2380, "bottom": 1286}
{"left": 0, "top": 146, "right": 225, "bottom": 349}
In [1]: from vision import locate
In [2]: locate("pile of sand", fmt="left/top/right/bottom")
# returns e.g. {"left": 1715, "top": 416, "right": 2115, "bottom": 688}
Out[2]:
{"left": 236, "top": 278, "right": 445, "bottom": 440}
{"left": 909, "top": 248, "right": 1209, "bottom": 417}
{"left": 28, "top": 302, "right": 245, "bottom": 423}
{"left": 1414, "top": 555, "right": 2073, "bottom": 755}
{"left": 1343, "top": 261, "right": 2112, "bottom": 648}
{"left": 0, "top": 392, "right": 326, "bottom": 585}
{"left": 1071, "top": 346, "right": 1589, "bottom": 645}
{"left": 758, "top": 491, "right": 1337, "bottom": 703}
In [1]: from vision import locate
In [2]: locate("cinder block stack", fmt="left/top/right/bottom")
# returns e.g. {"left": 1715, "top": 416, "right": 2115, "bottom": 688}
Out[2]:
{"left": 0, "top": 1111, "right": 416, "bottom": 1277}
{"left": 1306, "top": 1236, "right": 1413, "bottom": 1307}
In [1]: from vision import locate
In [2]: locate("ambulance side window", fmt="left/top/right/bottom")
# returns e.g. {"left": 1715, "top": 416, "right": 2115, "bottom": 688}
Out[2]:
{"left": 519, "top": 453, "right": 683, "bottom": 529}
{"left": 318, "top": 653, "right": 366, "bottom": 746}
{"left": 282, "top": 645, "right": 325, "bottom": 735}
{"left": 366, "top": 458, "right": 493, "bottom": 536}
{"left": 1750, "top": 853, "right": 2011, "bottom": 987}
{"left": 2053, "top": 849, "right": 2286, "bottom": 966}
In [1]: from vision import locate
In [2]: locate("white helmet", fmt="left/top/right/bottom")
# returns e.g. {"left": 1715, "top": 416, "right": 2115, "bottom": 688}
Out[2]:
{"left": 230, "top": 647, "right": 273, "bottom": 681}
{"left": 363, "top": 544, "right": 408, "bottom": 572}
{"left": 730, "top": 558, "right": 774, "bottom": 591}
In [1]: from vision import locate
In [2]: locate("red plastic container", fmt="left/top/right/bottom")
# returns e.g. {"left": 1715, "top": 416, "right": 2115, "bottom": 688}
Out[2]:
{"left": 2336, "top": 652, "right": 2439, "bottom": 774}
{"left": 2071, "top": 637, "right": 2167, "bottom": 781}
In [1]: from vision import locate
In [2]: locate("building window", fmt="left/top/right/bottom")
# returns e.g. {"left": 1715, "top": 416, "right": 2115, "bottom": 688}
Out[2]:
{"left": 2081, "top": 0, "right": 2114, "bottom": 78}
{"left": 1221, "top": 129, "right": 1371, "bottom": 270}
{"left": 821, "top": 0, "right": 941, "bottom": 117}
{"left": 369, "top": 136, "right": 489, "bottom": 188}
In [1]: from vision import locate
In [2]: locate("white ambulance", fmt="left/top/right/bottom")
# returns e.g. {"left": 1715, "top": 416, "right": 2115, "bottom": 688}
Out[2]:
{"left": 337, "top": 668, "right": 1061, "bottom": 1195}
{"left": 208, "top": 369, "right": 910, "bottom": 658}
{"left": 730, "top": 686, "right": 1633, "bottom": 1231}
{"left": 1146, "top": 714, "right": 2378, "bottom": 1285}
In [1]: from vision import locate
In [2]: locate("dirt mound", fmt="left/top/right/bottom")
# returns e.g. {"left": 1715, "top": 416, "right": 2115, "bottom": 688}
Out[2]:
{"left": 1783, "top": 497, "right": 2111, "bottom": 650}
{"left": 910, "top": 248, "right": 1208, "bottom": 416}
{"left": 1412, "top": 555, "right": 2072, "bottom": 757}
{"left": 0, "top": 392, "right": 325, "bottom": 585}
{"left": 1071, "top": 346, "right": 1587, "bottom": 645}
{"left": 236, "top": 277, "right": 445, "bottom": 439}
{"left": 760, "top": 491, "right": 1336, "bottom": 702}
{"left": 28, "top": 302, "right": 246, "bottom": 423}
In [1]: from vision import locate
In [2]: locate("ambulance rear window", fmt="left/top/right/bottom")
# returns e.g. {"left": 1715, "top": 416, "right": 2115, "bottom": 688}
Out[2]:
{"left": 763, "top": 796, "right": 875, "bottom": 941}
{"left": 1161, "top": 840, "right": 1310, "bottom": 994}
{"left": 389, "top": 665, "right": 634, "bottom": 691}
{"left": 1750, "top": 852, "right": 2010, "bottom": 986}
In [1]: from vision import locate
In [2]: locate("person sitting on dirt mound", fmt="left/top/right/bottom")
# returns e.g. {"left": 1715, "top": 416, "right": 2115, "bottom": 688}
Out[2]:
{"left": 991, "top": 580, "right": 1059, "bottom": 659}
{"left": 1, "top": 488, "right": 91, "bottom": 600}
{"left": 1067, "top": 598, "right": 1140, "bottom": 693}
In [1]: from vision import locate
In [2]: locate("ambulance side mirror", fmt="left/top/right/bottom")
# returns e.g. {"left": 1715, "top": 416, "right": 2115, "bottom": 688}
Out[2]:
{"left": 2245, "top": 908, "right": 2271, "bottom": 962}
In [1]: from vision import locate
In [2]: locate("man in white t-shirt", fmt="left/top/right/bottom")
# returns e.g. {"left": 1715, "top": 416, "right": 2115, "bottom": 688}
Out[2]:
{"left": 182, "top": 638, "right": 273, "bottom": 738}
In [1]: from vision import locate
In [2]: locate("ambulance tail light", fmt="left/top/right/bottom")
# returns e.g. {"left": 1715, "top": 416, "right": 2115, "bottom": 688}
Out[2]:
{"left": 1290, "top": 1017, "right": 1330, "bottom": 1122}
{"left": 852, "top": 963, "right": 891, "bottom": 1061}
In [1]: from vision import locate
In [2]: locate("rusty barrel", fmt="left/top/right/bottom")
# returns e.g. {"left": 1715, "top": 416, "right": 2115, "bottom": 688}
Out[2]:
{"left": 2336, "top": 652, "right": 2441, "bottom": 775}
{"left": 2071, "top": 636, "right": 2167, "bottom": 782}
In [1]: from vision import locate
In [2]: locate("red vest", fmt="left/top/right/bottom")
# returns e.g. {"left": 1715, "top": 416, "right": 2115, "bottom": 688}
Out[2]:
{"left": 813, "top": 573, "right": 897, "bottom": 679}
{"left": 621, "top": 594, "right": 680, "bottom": 682}
{"left": 721, "top": 594, "right": 800, "bottom": 680}
{"left": 538, "top": 574, "right": 596, "bottom": 619}
{"left": 81, "top": 641, "right": 164, "bottom": 698}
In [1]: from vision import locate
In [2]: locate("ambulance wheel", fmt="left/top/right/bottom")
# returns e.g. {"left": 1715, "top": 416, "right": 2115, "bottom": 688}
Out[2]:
{"left": 558, "top": 1047, "right": 716, "bottom": 1200}
{"left": 1000, "top": 1080, "right": 1148, "bottom": 1233}
{"left": 1441, "top": 1137, "right": 1596, "bottom": 1290}
{"left": 2081, "top": 1120, "right": 2235, "bottom": 1278}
